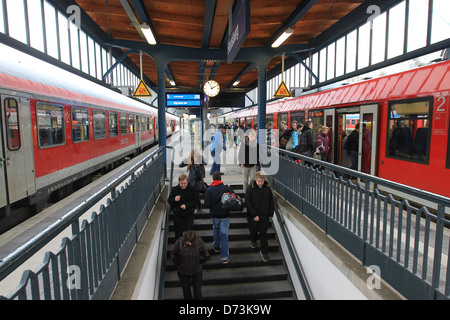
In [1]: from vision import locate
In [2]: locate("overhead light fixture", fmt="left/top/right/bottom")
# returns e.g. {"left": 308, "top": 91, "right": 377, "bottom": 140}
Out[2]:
{"left": 140, "top": 23, "right": 156, "bottom": 45}
{"left": 169, "top": 79, "right": 176, "bottom": 86}
{"left": 271, "top": 27, "right": 294, "bottom": 48}
{"left": 233, "top": 80, "right": 240, "bottom": 86}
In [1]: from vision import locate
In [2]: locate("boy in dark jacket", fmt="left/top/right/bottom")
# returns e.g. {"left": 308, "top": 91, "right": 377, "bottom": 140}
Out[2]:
{"left": 204, "top": 171, "right": 231, "bottom": 263}
{"left": 245, "top": 171, "right": 275, "bottom": 262}
{"left": 168, "top": 174, "right": 200, "bottom": 240}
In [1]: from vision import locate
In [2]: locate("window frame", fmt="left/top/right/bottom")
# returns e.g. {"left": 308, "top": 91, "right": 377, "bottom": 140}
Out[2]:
{"left": 36, "top": 101, "right": 66, "bottom": 149}
{"left": 71, "top": 106, "right": 90, "bottom": 143}
{"left": 386, "top": 97, "right": 433, "bottom": 165}
{"left": 108, "top": 111, "right": 118, "bottom": 137}
{"left": 4, "top": 98, "right": 21, "bottom": 151}
{"left": 93, "top": 109, "right": 106, "bottom": 140}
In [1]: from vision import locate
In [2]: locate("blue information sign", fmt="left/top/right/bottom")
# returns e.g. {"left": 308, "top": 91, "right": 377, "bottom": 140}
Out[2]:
{"left": 166, "top": 94, "right": 202, "bottom": 107}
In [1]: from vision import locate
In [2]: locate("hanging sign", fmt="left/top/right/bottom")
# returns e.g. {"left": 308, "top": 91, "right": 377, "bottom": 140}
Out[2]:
{"left": 227, "top": 0, "right": 251, "bottom": 64}
{"left": 274, "top": 81, "right": 291, "bottom": 98}
{"left": 133, "top": 80, "right": 152, "bottom": 97}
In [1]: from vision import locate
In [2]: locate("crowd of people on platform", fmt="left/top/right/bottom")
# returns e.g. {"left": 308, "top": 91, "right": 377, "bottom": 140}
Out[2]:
{"left": 168, "top": 120, "right": 337, "bottom": 299}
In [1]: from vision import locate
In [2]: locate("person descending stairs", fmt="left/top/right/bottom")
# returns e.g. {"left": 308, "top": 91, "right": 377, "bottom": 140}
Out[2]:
{"left": 163, "top": 177, "right": 296, "bottom": 300}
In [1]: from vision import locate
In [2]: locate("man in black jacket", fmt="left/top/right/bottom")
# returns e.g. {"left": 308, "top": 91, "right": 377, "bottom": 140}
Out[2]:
{"left": 204, "top": 172, "right": 231, "bottom": 263}
{"left": 168, "top": 174, "right": 200, "bottom": 240}
{"left": 245, "top": 171, "right": 275, "bottom": 262}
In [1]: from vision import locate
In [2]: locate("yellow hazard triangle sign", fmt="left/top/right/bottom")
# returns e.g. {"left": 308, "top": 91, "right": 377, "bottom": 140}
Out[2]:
{"left": 133, "top": 80, "right": 153, "bottom": 97}
{"left": 274, "top": 81, "right": 291, "bottom": 98}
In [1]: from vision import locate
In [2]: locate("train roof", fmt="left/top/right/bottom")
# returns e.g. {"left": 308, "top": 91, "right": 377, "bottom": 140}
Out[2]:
{"left": 230, "top": 59, "right": 450, "bottom": 118}
{"left": 0, "top": 43, "right": 177, "bottom": 120}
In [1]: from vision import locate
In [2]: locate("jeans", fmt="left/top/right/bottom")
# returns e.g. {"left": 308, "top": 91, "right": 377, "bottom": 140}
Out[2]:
{"left": 210, "top": 150, "right": 221, "bottom": 174}
{"left": 211, "top": 217, "right": 230, "bottom": 261}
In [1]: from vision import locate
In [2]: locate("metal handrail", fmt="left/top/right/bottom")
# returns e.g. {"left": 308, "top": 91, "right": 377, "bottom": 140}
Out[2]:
{"left": 157, "top": 147, "right": 175, "bottom": 300}
{"left": 0, "top": 146, "right": 170, "bottom": 284}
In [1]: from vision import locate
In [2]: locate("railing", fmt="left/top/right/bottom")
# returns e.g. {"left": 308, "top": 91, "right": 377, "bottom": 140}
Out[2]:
{"left": 267, "top": 147, "right": 450, "bottom": 300}
{"left": 0, "top": 146, "right": 172, "bottom": 300}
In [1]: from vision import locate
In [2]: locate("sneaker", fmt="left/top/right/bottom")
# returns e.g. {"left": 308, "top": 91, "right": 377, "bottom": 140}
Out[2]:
{"left": 222, "top": 258, "right": 230, "bottom": 264}
{"left": 213, "top": 246, "right": 220, "bottom": 253}
{"left": 250, "top": 241, "right": 257, "bottom": 249}
{"left": 260, "top": 251, "right": 268, "bottom": 263}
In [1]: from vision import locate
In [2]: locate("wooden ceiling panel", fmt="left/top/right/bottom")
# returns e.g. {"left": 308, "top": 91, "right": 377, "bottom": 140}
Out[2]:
{"left": 76, "top": 0, "right": 365, "bottom": 99}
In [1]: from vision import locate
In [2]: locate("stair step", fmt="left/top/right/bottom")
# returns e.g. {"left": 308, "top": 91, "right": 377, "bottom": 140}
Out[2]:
{"left": 167, "top": 239, "right": 280, "bottom": 255}
{"left": 164, "top": 265, "right": 288, "bottom": 288}
{"left": 164, "top": 280, "right": 294, "bottom": 300}
{"left": 168, "top": 228, "right": 276, "bottom": 244}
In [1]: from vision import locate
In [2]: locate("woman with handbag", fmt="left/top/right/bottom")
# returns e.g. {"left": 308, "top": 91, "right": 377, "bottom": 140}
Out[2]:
{"left": 315, "top": 126, "right": 330, "bottom": 161}
{"left": 171, "top": 230, "right": 209, "bottom": 300}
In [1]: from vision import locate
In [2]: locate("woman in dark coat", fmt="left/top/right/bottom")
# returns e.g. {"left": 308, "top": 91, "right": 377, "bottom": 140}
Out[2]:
{"left": 171, "top": 230, "right": 209, "bottom": 300}
{"left": 245, "top": 171, "right": 274, "bottom": 262}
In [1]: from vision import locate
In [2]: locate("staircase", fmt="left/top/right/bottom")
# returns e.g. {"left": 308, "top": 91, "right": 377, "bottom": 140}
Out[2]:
{"left": 163, "top": 185, "right": 296, "bottom": 300}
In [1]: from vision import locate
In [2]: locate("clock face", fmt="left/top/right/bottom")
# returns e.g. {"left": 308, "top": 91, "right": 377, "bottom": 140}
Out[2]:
{"left": 204, "top": 80, "right": 220, "bottom": 97}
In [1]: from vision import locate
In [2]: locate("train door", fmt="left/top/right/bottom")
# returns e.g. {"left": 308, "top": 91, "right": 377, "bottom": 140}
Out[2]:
{"left": 336, "top": 104, "right": 378, "bottom": 176}
{"left": 324, "top": 109, "right": 335, "bottom": 163}
{"left": 0, "top": 123, "right": 6, "bottom": 208}
{"left": 0, "top": 95, "right": 36, "bottom": 204}
{"left": 359, "top": 104, "right": 378, "bottom": 175}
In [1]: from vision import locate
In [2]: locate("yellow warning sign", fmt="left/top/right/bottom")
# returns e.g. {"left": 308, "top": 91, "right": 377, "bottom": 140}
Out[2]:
{"left": 274, "top": 81, "right": 291, "bottom": 98}
{"left": 133, "top": 80, "right": 152, "bottom": 97}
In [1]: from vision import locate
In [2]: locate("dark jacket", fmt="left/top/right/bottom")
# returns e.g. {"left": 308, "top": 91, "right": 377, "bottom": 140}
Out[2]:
{"left": 179, "top": 159, "right": 207, "bottom": 193}
{"left": 171, "top": 236, "right": 208, "bottom": 275}
{"left": 167, "top": 184, "right": 200, "bottom": 216}
{"left": 345, "top": 129, "right": 359, "bottom": 152}
{"left": 296, "top": 126, "right": 315, "bottom": 156}
{"left": 245, "top": 180, "right": 274, "bottom": 219}
{"left": 204, "top": 181, "right": 230, "bottom": 218}
{"left": 238, "top": 136, "right": 259, "bottom": 167}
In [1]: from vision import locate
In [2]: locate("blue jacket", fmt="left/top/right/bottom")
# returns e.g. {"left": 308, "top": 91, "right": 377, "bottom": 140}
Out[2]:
{"left": 209, "top": 130, "right": 226, "bottom": 152}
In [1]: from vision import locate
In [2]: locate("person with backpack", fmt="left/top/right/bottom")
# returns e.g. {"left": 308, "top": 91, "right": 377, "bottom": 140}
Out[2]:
{"left": 204, "top": 171, "right": 231, "bottom": 264}
{"left": 238, "top": 129, "right": 260, "bottom": 192}
{"left": 171, "top": 230, "right": 209, "bottom": 300}
{"left": 245, "top": 171, "right": 275, "bottom": 262}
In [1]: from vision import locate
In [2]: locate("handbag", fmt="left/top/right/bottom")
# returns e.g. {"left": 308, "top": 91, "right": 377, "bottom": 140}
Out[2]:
{"left": 221, "top": 186, "right": 243, "bottom": 211}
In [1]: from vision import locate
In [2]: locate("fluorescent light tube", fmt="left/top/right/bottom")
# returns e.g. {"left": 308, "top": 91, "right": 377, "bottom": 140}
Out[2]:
{"left": 140, "top": 23, "right": 156, "bottom": 45}
{"left": 271, "top": 27, "right": 294, "bottom": 48}
{"left": 233, "top": 80, "right": 240, "bottom": 86}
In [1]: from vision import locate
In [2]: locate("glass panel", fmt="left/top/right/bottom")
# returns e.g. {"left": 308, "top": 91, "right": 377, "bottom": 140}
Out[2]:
{"left": 128, "top": 114, "right": 135, "bottom": 134}
{"left": 58, "top": 11, "right": 70, "bottom": 64}
{"left": 361, "top": 113, "right": 373, "bottom": 174}
{"left": 28, "top": 0, "right": 45, "bottom": 52}
{"left": 120, "top": 113, "right": 128, "bottom": 135}
{"left": 109, "top": 112, "right": 118, "bottom": 137}
{"left": 407, "top": 0, "right": 428, "bottom": 52}
{"left": 6, "top": 0, "right": 27, "bottom": 43}
{"left": 93, "top": 110, "right": 106, "bottom": 139}
{"left": 431, "top": 0, "right": 450, "bottom": 44}
{"left": 387, "top": 99, "right": 431, "bottom": 163}
{"left": 387, "top": 1, "right": 405, "bottom": 59}
{"left": 44, "top": 1, "right": 58, "bottom": 59}
{"left": 4, "top": 98, "right": 20, "bottom": 150}
{"left": 371, "top": 12, "right": 386, "bottom": 64}
{"left": 72, "top": 107, "right": 89, "bottom": 142}
{"left": 37, "top": 103, "right": 65, "bottom": 147}
{"left": 358, "top": 22, "right": 370, "bottom": 69}
{"left": 346, "top": 30, "right": 357, "bottom": 73}
{"left": 336, "top": 37, "right": 345, "bottom": 77}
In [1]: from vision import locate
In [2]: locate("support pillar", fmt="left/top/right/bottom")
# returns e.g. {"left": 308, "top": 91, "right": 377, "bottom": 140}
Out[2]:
{"left": 257, "top": 63, "right": 268, "bottom": 133}
{"left": 156, "top": 61, "right": 167, "bottom": 149}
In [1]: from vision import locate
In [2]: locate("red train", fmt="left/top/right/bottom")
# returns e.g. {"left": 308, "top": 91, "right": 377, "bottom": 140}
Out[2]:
{"left": 0, "top": 44, "right": 179, "bottom": 226}
{"left": 228, "top": 59, "right": 450, "bottom": 198}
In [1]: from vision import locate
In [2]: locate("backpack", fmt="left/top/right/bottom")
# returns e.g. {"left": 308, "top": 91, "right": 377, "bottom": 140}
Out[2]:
{"left": 286, "top": 136, "right": 294, "bottom": 150}
{"left": 221, "top": 186, "right": 243, "bottom": 211}
{"left": 193, "top": 164, "right": 202, "bottom": 181}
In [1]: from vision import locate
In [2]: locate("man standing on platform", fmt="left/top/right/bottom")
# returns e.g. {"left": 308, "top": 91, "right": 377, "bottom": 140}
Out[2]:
{"left": 209, "top": 124, "right": 227, "bottom": 175}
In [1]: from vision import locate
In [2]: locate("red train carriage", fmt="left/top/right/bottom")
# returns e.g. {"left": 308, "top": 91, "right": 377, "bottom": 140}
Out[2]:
{"left": 228, "top": 60, "right": 450, "bottom": 198}
{"left": 0, "top": 44, "right": 178, "bottom": 223}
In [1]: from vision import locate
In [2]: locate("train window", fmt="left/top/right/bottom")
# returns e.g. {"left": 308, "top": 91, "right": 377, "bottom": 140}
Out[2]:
{"left": 109, "top": 112, "right": 118, "bottom": 137}
{"left": 120, "top": 113, "right": 128, "bottom": 135}
{"left": 129, "top": 114, "right": 135, "bottom": 134}
{"left": 4, "top": 98, "right": 21, "bottom": 151}
{"left": 36, "top": 102, "right": 65, "bottom": 148}
{"left": 386, "top": 98, "right": 432, "bottom": 164}
{"left": 93, "top": 110, "right": 106, "bottom": 139}
{"left": 290, "top": 112, "right": 305, "bottom": 127}
{"left": 72, "top": 107, "right": 90, "bottom": 143}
